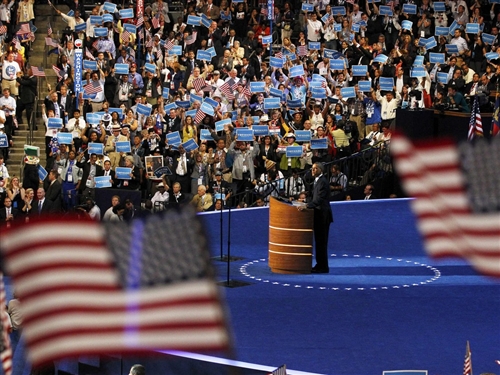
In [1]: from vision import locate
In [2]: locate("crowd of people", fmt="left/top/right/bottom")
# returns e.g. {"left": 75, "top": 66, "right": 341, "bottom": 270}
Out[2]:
{"left": 1, "top": 0, "right": 499, "bottom": 220}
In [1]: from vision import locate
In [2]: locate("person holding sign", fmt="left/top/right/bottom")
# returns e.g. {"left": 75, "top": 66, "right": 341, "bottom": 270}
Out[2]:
{"left": 227, "top": 136, "right": 259, "bottom": 204}
{"left": 297, "top": 162, "right": 333, "bottom": 274}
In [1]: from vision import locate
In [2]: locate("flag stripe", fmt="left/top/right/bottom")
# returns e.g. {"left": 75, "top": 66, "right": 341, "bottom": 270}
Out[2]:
{"left": 0, "top": 274, "right": 12, "bottom": 375}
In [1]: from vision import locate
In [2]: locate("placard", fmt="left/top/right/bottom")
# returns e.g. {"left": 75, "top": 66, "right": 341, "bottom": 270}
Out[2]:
{"left": 185, "top": 109, "right": 197, "bottom": 118}
{"left": 270, "top": 56, "right": 284, "bottom": 68}
{"left": 295, "top": 130, "right": 311, "bottom": 142}
{"left": 89, "top": 15, "right": 102, "bottom": 25}
{"left": 250, "top": 82, "right": 266, "bottom": 93}
{"left": 445, "top": 44, "right": 459, "bottom": 54}
{"left": 330, "top": 59, "right": 346, "bottom": 70}
{"left": 136, "top": 103, "right": 152, "bottom": 116}
{"left": 144, "top": 63, "right": 156, "bottom": 74}
{"left": 115, "top": 141, "right": 131, "bottom": 153}
{"left": 200, "top": 102, "right": 214, "bottom": 116}
{"left": 166, "top": 131, "right": 181, "bottom": 146}
{"left": 102, "top": 2, "right": 117, "bottom": 12}
{"left": 373, "top": 54, "right": 388, "bottom": 63}
{"left": 402, "top": 20, "right": 413, "bottom": 30}
{"left": 301, "top": 3, "right": 314, "bottom": 12}
{"left": 75, "top": 23, "right": 86, "bottom": 32}
{"left": 322, "top": 49, "right": 340, "bottom": 59}
{"left": 203, "top": 97, "right": 218, "bottom": 108}
{"left": 87, "top": 142, "right": 104, "bottom": 155}
{"left": 182, "top": 138, "right": 198, "bottom": 152}
{"left": 402, "top": 4, "right": 417, "bottom": 14}
{"left": 286, "top": 146, "right": 303, "bottom": 157}
{"left": 413, "top": 55, "right": 424, "bottom": 66}
{"left": 0, "top": 134, "right": 8, "bottom": 148}
{"left": 47, "top": 117, "right": 63, "bottom": 129}
{"left": 169, "top": 45, "right": 182, "bottom": 55}
{"left": 340, "top": 87, "right": 355, "bottom": 98}
{"left": 379, "top": 77, "right": 394, "bottom": 91}
{"left": 486, "top": 52, "right": 500, "bottom": 60}
{"left": 115, "top": 167, "right": 132, "bottom": 180}
{"left": 123, "top": 23, "right": 137, "bottom": 34}
{"left": 102, "top": 14, "right": 113, "bottom": 23}
{"left": 95, "top": 176, "right": 112, "bottom": 188}
{"left": 94, "top": 27, "right": 108, "bottom": 37}
{"left": 215, "top": 118, "right": 231, "bottom": 131}
{"left": 429, "top": 52, "right": 445, "bottom": 64}
{"left": 425, "top": 37, "right": 437, "bottom": 49}
{"left": 164, "top": 102, "right": 177, "bottom": 112}
{"left": 38, "top": 165, "right": 48, "bottom": 181}
{"left": 379, "top": 5, "right": 393, "bottom": 16}
{"left": 200, "top": 13, "right": 211, "bottom": 28}
{"left": 352, "top": 65, "right": 367, "bottom": 76}
{"left": 437, "top": 72, "right": 449, "bottom": 84}
{"left": 287, "top": 99, "right": 303, "bottom": 108}
{"left": 482, "top": 33, "right": 495, "bottom": 45}
{"left": 269, "top": 87, "right": 284, "bottom": 98}
{"left": 410, "top": 66, "right": 426, "bottom": 78}
{"left": 162, "top": 87, "right": 170, "bottom": 99}
{"left": 196, "top": 50, "right": 212, "bottom": 61}
{"left": 119, "top": 8, "right": 134, "bottom": 19}
{"left": 83, "top": 60, "right": 97, "bottom": 70}
{"left": 308, "top": 42, "right": 320, "bottom": 50}
{"left": 331, "top": 6, "right": 346, "bottom": 15}
{"left": 264, "top": 97, "right": 281, "bottom": 109}
{"left": 433, "top": 2, "right": 446, "bottom": 12}
{"left": 311, "top": 87, "right": 326, "bottom": 99}
{"left": 186, "top": 15, "right": 201, "bottom": 25}
{"left": 465, "top": 23, "right": 479, "bottom": 34}
{"left": 200, "top": 129, "right": 214, "bottom": 141}
{"left": 358, "top": 81, "right": 371, "bottom": 92}
{"left": 236, "top": 128, "right": 254, "bottom": 142}
{"left": 351, "top": 23, "right": 360, "bottom": 33}
{"left": 449, "top": 20, "right": 459, "bottom": 35}
{"left": 261, "top": 35, "right": 272, "bottom": 45}
{"left": 310, "top": 138, "right": 328, "bottom": 149}
{"left": 253, "top": 125, "right": 269, "bottom": 136}
{"left": 289, "top": 65, "right": 305, "bottom": 78}
{"left": 57, "top": 132, "right": 73, "bottom": 145}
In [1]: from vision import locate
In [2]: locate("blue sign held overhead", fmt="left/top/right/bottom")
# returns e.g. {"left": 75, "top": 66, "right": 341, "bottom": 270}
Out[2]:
{"left": 116, "top": 167, "right": 132, "bottom": 180}
{"left": 310, "top": 138, "right": 328, "bottom": 149}
{"left": 402, "top": 4, "right": 417, "bottom": 14}
{"left": 253, "top": 125, "right": 269, "bottom": 136}
{"left": 340, "top": 87, "right": 355, "bottom": 99}
{"left": 236, "top": 128, "right": 254, "bottom": 142}
{"left": 115, "top": 141, "right": 131, "bottom": 153}
{"left": 352, "top": 65, "right": 367, "bottom": 76}
{"left": 166, "top": 131, "right": 182, "bottom": 146}
{"left": 295, "top": 130, "right": 311, "bottom": 142}
{"left": 358, "top": 81, "right": 371, "bottom": 92}
{"left": 286, "top": 146, "right": 303, "bottom": 158}
{"left": 88, "top": 142, "right": 104, "bottom": 155}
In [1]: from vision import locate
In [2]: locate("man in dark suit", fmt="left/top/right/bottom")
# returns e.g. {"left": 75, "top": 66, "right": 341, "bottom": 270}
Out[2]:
{"left": 35, "top": 188, "right": 54, "bottom": 216}
{"left": 363, "top": 184, "right": 376, "bottom": 200}
{"left": 0, "top": 196, "right": 19, "bottom": 224}
{"left": 298, "top": 162, "right": 333, "bottom": 273}
{"left": 16, "top": 66, "right": 37, "bottom": 130}
{"left": 76, "top": 153, "right": 103, "bottom": 199}
{"left": 45, "top": 170, "right": 63, "bottom": 213}
{"left": 168, "top": 144, "right": 194, "bottom": 195}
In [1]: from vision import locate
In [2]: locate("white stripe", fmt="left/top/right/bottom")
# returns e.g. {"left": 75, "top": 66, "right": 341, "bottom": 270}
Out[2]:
{"left": 401, "top": 170, "right": 464, "bottom": 193}
{"left": 269, "top": 226, "right": 312, "bottom": 232}
{"left": 269, "top": 242, "right": 312, "bottom": 248}
{"left": 268, "top": 250, "right": 312, "bottom": 256}
{"left": 412, "top": 195, "right": 469, "bottom": 214}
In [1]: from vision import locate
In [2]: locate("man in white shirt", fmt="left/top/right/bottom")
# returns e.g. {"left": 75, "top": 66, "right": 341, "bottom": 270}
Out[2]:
{"left": 306, "top": 13, "right": 323, "bottom": 43}
{"left": 0, "top": 88, "right": 17, "bottom": 136}
{"left": 376, "top": 89, "right": 401, "bottom": 130}
{"left": 89, "top": 71, "right": 106, "bottom": 112}
{"left": 1, "top": 52, "right": 21, "bottom": 96}
{"left": 449, "top": 29, "right": 468, "bottom": 56}
{"left": 65, "top": 109, "right": 87, "bottom": 150}
{"left": 0, "top": 154, "right": 9, "bottom": 194}
{"left": 151, "top": 182, "right": 169, "bottom": 211}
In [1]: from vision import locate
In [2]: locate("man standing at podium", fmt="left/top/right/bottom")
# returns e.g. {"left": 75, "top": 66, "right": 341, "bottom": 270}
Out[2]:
{"left": 298, "top": 163, "right": 333, "bottom": 273}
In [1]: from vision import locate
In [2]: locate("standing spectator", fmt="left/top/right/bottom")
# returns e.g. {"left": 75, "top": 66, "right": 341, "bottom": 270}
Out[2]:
{"left": 16, "top": 66, "right": 36, "bottom": 129}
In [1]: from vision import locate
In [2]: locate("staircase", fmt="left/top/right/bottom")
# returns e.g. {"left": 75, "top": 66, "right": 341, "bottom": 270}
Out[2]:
{"left": 6, "top": 4, "right": 69, "bottom": 174}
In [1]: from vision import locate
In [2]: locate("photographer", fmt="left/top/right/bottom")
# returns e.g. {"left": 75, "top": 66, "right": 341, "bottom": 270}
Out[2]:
{"left": 329, "top": 164, "right": 348, "bottom": 200}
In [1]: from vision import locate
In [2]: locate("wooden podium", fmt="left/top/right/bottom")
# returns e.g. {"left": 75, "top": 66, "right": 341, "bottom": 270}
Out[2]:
{"left": 268, "top": 197, "right": 314, "bottom": 274}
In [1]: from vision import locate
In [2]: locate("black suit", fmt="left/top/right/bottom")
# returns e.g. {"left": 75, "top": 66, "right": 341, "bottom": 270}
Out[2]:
{"left": 77, "top": 162, "right": 104, "bottom": 193}
{"left": 58, "top": 93, "right": 74, "bottom": 120}
{"left": 16, "top": 75, "right": 37, "bottom": 128}
{"left": 44, "top": 98, "right": 65, "bottom": 122}
{"left": 0, "top": 206, "right": 19, "bottom": 223}
{"left": 45, "top": 180, "right": 63, "bottom": 212}
{"left": 306, "top": 174, "right": 333, "bottom": 271}
{"left": 35, "top": 198, "right": 54, "bottom": 216}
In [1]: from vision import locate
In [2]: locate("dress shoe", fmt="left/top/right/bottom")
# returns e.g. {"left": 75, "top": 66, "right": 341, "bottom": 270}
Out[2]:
{"left": 311, "top": 267, "right": 329, "bottom": 274}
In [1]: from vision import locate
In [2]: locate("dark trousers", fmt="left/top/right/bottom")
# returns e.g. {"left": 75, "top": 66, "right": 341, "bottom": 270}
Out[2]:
{"left": 313, "top": 214, "right": 331, "bottom": 269}
{"left": 17, "top": 101, "right": 35, "bottom": 128}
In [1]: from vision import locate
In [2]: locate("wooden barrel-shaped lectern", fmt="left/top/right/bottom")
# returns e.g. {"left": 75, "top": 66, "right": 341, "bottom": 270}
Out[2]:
{"left": 268, "top": 197, "right": 314, "bottom": 274}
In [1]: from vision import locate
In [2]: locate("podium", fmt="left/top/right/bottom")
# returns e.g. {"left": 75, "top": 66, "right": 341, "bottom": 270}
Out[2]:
{"left": 268, "top": 197, "right": 314, "bottom": 274}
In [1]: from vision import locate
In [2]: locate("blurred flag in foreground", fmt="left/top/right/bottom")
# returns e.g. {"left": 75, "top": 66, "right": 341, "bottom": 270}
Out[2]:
{"left": 391, "top": 134, "right": 500, "bottom": 277}
{"left": 0, "top": 208, "right": 230, "bottom": 369}
{"left": 463, "top": 341, "right": 472, "bottom": 375}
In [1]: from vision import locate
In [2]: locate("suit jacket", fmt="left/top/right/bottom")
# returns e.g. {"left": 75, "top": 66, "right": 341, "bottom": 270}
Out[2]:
{"left": 191, "top": 193, "right": 214, "bottom": 212}
{"left": 45, "top": 179, "right": 63, "bottom": 212}
{"left": 201, "top": 4, "right": 220, "bottom": 20}
{"left": 34, "top": 198, "right": 54, "bottom": 216}
{"left": 307, "top": 174, "right": 334, "bottom": 224}
{"left": 169, "top": 151, "right": 194, "bottom": 178}
{"left": 76, "top": 162, "right": 104, "bottom": 192}
{"left": 58, "top": 93, "right": 74, "bottom": 118}
{"left": 0, "top": 207, "right": 19, "bottom": 222}
{"left": 17, "top": 75, "right": 37, "bottom": 104}
{"left": 44, "top": 99, "right": 65, "bottom": 121}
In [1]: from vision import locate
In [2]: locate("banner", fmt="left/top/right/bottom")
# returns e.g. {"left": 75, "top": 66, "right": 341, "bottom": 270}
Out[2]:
{"left": 236, "top": 128, "right": 254, "bottom": 142}
{"left": 311, "top": 138, "right": 328, "bottom": 149}
{"left": 74, "top": 39, "right": 83, "bottom": 108}
{"left": 286, "top": 146, "right": 303, "bottom": 157}
{"left": 115, "top": 141, "right": 131, "bottom": 153}
{"left": 295, "top": 130, "right": 311, "bottom": 142}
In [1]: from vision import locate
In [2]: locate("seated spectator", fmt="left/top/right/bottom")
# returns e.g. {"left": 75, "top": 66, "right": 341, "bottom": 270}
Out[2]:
{"left": 191, "top": 185, "right": 213, "bottom": 212}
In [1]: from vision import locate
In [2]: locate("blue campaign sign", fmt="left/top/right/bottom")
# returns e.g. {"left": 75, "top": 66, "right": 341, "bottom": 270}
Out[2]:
{"left": 90, "top": 15, "right": 102, "bottom": 25}
{"left": 301, "top": 3, "right": 314, "bottom": 11}
{"left": 352, "top": 65, "right": 367, "bottom": 76}
{"left": 203, "top": 97, "right": 218, "bottom": 108}
{"left": 433, "top": 1, "right": 446, "bottom": 12}
{"left": 351, "top": 23, "right": 360, "bottom": 33}
{"left": 413, "top": 55, "right": 424, "bottom": 66}
{"left": 206, "top": 47, "right": 216, "bottom": 58}
{"left": 410, "top": 66, "right": 426, "bottom": 78}
{"left": 340, "top": 87, "right": 355, "bottom": 99}
{"left": 286, "top": 146, "right": 303, "bottom": 158}
{"left": 445, "top": 44, "right": 459, "bottom": 54}
{"left": 311, "top": 87, "right": 326, "bottom": 99}
{"left": 437, "top": 72, "right": 449, "bottom": 84}
{"left": 38, "top": 165, "right": 48, "bottom": 181}
{"left": 482, "top": 33, "right": 495, "bottom": 44}
{"left": 200, "top": 129, "right": 214, "bottom": 141}
{"left": 429, "top": 52, "right": 445, "bottom": 64}
{"left": 252, "top": 116, "right": 260, "bottom": 124}
{"left": 57, "top": 132, "right": 73, "bottom": 145}
{"left": 250, "top": 82, "right": 266, "bottom": 93}
{"left": 262, "top": 35, "right": 273, "bottom": 45}
{"left": 358, "top": 80, "right": 371, "bottom": 92}
{"left": 379, "top": 6, "right": 393, "bottom": 15}
{"left": 190, "top": 93, "right": 202, "bottom": 104}
{"left": 102, "top": 2, "right": 117, "bottom": 12}
{"left": 466, "top": 23, "right": 479, "bottom": 34}
{"left": 403, "top": 4, "right": 417, "bottom": 14}
{"left": 200, "top": 102, "right": 215, "bottom": 116}
{"left": 169, "top": 45, "right": 182, "bottom": 56}
{"left": 295, "top": 130, "right": 311, "bottom": 142}
{"left": 253, "top": 125, "right": 269, "bottom": 136}
{"left": 162, "top": 87, "right": 170, "bottom": 99}
{"left": 312, "top": 74, "right": 326, "bottom": 83}
{"left": 196, "top": 50, "right": 212, "bottom": 61}
{"left": 123, "top": 23, "right": 137, "bottom": 34}
{"left": 330, "top": 59, "right": 346, "bottom": 70}
{"left": 154, "top": 166, "right": 173, "bottom": 178}
{"left": 379, "top": 77, "right": 394, "bottom": 91}
{"left": 83, "top": 60, "right": 97, "bottom": 71}
{"left": 215, "top": 118, "right": 232, "bottom": 131}
{"left": 75, "top": 23, "right": 86, "bottom": 32}
{"left": 116, "top": 167, "right": 132, "bottom": 180}
{"left": 200, "top": 13, "right": 211, "bottom": 28}
{"left": 270, "top": 57, "right": 284, "bottom": 68}
{"left": 164, "top": 102, "right": 177, "bottom": 112}
{"left": 187, "top": 15, "right": 201, "bottom": 25}
{"left": 166, "top": 131, "right": 182, "bottom": 146}
{"left": 373, "top": 54, "right": 388, "bottom": 63}
{"left": 86, "top": 113, "right": 100, "bottom": 125}
{"left": 308, "top": 42, "right": 320, "bottom": 50}
{"left": 185, "top": 109, "right": 197, "bottom": 118}
{"left": 102, "top": 14, "right": 113, "bottom": 23}
{"left": 115, "top": 141, "right": 131, "bottom": 153}
{"left": 47, "top": 117, "right": 63, "bottom": 129}
{"left": 0, "top": 134, "right": 8, "bottom": 148}
{"left": 94, "top": 27, "right": 108, "bottom": 37}
{"left": 309, "top": 80, "right": 323, "bottom": 88}
{"left": 236, "top": 128, "right": 254, "bottom": 141}
{"left": 449, "top": 20, "right": 459, "bottom": 35}
{"left": 290, "top": 65, "right": 305, "bottom": 77}
{"left": 402, "top": 20, "right": 413, "bottom": 30}
{"left": 321, "top": 13, "right": 331, "bottom": 23}
{"left": 269, "top": 87, "right": 283, "bottom": 98}
{"left": 334, "top": 23, "right": 342, "bottom": 32}
{"left": 486, "top": 52, "right": 500, "bottom": 60}
{"left": 331, "top": 6, "right": 346, "bottom": 15}
{"left": 182, "top": 139, "right": 199, "bottom": 152}
{"left": 425, "top": 37, "right": 437, "bottom": 49}
{"left": 136, "top": 103, "right": 152, "bottom": 116}
{"left": 145, "top": 63, "right": 156, "bottom": 74}
{"left": 287, "top": 99, "right": 303, "bottom": 108}
{"left": 311, "top": 138, "right": 328, "bottom": 149}
{"left": 119, "top": 8, "right": 134, "bottom": 19}
{"left": 264, "top": 97, "right": 281, "bottom": 109}
{"left": 95, "top": 176, "right": 112, "bottom": 188}
{"left": 435, "top": 27, "right": 449, "bottom": 36}
{"left": 88, "top": 142, "right": 104, "bottom": 155}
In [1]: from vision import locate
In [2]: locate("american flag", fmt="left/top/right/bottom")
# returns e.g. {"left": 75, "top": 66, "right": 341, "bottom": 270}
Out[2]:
{"left": 297, "top": 45, "right": 308, "bottom": 56}
{"left": 16, "top": 23, "right": 31, "bottom": 35}
{"left": 136, "top": 13, "right": 144, "bottom": 28}
{"left": 92, "top": 39, "right": 99, "bottom": 51}
{"left": 185, "top": 31, "right": 197, "bottom": 45}
{"left": 12, "top": 37, "right": 21, "bottom": 50}
{"left": 193, "top": 77, "right": 207, "bottom": 93}
{"left": 491, "top": 97, "right": 499, "bottom": 137}
{"left": 45, "top": 37, "right": 59, "bottom": 47}
{"left": 32, "top": 67, "right": 46, "bottom": 77}
{"left": 463, "top": 341, "right": 472, "bottom": 375}
{"left": 274, "top": 51, "right": 283, "bottom": 59}
{"left": 164, "top": 39, "right": 174, "bottom": 51}
{"left": 391, "top": 134, "right": 500, "bottom": 277}
{"left": 146, "top": 38, "right": 154, "bottom": 48}
{"left": 52, "top": 65, "right": 63, "bottom": 79}
{"left": 84, "top": 80, "right": 103, "bottom": 95}
{"left": 0, "top": 274, "right": 12, "bottom": 375}
{"left": 220, "top": 80, "right": 235, "bottom": 100}
{"left": 0, "top": 210, "right": 230, "bottom": 368}
{"left": 152, "top": 14, "right": 160, "bottom": 29}
{"left": 47, "top": 22, "right": 52, "bottom": 36}
{"left": 0, "top": 23, "right": 6, "bottom": 35}
{"left": 194, "top": 109, "right": 206, "bottom": 124}
{"left": 85, "top": 47, "right": 95, "bottom": 60}
{"left": 467, "top": 95, "right": 483, "bottom": 140}
{"left": 121, "top": 30, "right": 131, "bottom": 43}
{"left": 241, "top": 84, "right": 252, "bottom": 99}
{"left": 156, "top": 47, "right": 162, "bottom": 60}
{"left": 271, "top": 364, "right": 286, "bottom": 375}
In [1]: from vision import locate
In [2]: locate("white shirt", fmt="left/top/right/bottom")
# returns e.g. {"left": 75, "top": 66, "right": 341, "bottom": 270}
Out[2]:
{"left": 307, "top": 19, "right": 323, "bottom": 42}
{"left": 0, "top": 95, "right": 16, "bottom": 115}
{"left": 2, "top": 60, "right": 21, "bottom": 80}
{"left": 66, "top": 118, "right": 87, "bottom": 138}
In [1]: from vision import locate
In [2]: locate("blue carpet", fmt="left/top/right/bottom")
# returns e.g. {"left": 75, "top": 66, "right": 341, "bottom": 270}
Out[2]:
{"left": 203, "top": 199, "right": 500, "bottom": 375}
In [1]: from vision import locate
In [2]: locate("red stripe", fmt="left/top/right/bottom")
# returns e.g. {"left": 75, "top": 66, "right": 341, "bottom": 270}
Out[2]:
{"left": 5, "top": 238, "right": 107, "bottom": 259}
{"left": 21, "top": 284, "right": 119, "bottom": 301}
{"left": 422, "top": 227, "right": 500, "bottom": 238}
{"left": 416, "top": 208, "right": 471, "bottom": 217}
